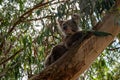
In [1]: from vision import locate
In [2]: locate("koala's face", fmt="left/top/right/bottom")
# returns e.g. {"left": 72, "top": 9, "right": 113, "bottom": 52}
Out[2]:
{"left": 59, "top": 20, "right": 79, "bottom": 36}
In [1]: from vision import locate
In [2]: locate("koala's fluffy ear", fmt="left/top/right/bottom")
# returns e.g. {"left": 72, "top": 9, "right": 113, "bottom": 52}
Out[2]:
{"left": 71, "top": 14, "right": 80, "bottom": 25}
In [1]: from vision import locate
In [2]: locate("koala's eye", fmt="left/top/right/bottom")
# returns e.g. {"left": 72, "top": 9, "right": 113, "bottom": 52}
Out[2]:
{"left": 62, "top": 25, "right": 67, "bottom": 30}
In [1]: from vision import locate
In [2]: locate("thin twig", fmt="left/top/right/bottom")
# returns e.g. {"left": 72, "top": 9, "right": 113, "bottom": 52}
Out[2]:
{"left": 0, "top": 48, "right": 23, "bottom": 65}
{"left": 24, "top": 15, "right": 54, "bottom": 22}
{"left": 107, "top": 47, "right": 120, "bottom": 51}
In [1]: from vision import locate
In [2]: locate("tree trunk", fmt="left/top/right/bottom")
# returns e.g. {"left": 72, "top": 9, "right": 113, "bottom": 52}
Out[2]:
{"left": 29, "top": 2, "right": 120, "bottom": 80}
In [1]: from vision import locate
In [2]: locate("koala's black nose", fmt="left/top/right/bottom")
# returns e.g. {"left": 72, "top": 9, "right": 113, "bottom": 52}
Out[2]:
{"left": 63, "top": 25, "right": 67, "bottom": 30}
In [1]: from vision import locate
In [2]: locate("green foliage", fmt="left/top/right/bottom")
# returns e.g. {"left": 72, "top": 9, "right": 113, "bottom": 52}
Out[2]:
{"left": 0, "top": 0, "right": 119, "bottom": 80}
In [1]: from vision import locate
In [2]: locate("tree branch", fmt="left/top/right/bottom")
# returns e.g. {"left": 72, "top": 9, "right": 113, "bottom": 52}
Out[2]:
{"left": 29, "top": 12, "right": 120, "bottom": 80}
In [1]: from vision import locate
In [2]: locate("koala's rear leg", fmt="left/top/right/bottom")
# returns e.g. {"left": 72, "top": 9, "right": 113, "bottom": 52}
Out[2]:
{"left": 52, "top": 44, "right": 68, "bottom": 61}
{"left": 44, "top": 44, "right": 68, "bottom": 67}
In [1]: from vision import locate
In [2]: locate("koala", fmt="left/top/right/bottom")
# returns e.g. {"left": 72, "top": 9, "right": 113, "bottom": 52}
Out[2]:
{"left": 44, "top": 14, "right": 82, "bottom": 68}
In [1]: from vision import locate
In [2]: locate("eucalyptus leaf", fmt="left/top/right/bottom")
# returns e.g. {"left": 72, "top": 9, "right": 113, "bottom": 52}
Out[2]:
{"left": 93, "top": 31, "right": 112, "bottom": 36}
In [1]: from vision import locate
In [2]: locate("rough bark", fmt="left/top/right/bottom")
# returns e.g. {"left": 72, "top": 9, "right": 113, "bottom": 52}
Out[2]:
{"left": 29, "top": 2, "right": 120, "bottom": 80}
